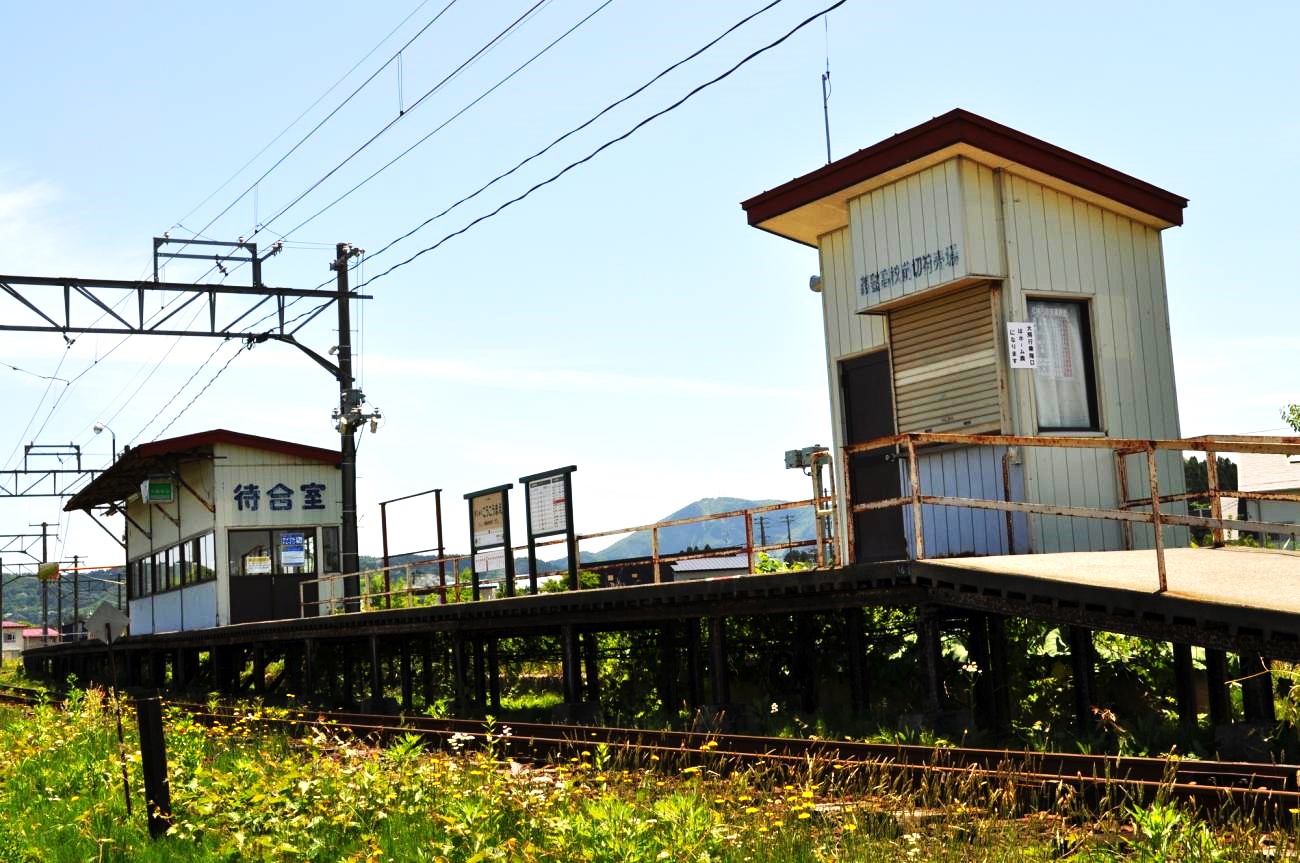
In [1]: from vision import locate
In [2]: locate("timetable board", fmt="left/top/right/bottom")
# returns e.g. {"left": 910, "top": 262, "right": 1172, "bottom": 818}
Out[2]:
{"left": 527, "top": 474, "right": 568, "bottom": 536}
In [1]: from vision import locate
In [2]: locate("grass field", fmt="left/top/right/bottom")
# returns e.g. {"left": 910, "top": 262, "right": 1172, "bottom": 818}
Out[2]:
{"left": 0, "top": 688, "right": 1291, "bottom": 861}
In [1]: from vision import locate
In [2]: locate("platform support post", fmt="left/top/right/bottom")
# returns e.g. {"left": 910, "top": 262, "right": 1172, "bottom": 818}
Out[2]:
{"left": 844, "top": 607, "right": 867, "bottom": 716}
{"left": 1172, "top": 642, "right": 1197, "bottom": 733}
{"left": 919, "top": 607, "right": 944, "bottom": 715}
{"left": 796, "top": 613, "right": 819, "bottom": 714}
{"left": 471, "top": 638, "right": 487, "bottom": 713}
{"left": 173, "top": 649, "right": 187, "bottom": 689}
{"left": 1205, "top": 648, "right": 1231, "bottom": 728}
{"left": 1069, "top": 626, "right": 1096, "bottom": 732}
{"left": 151, "top": 650, "right": 167, "bottom": 691}
{"left": 582, "top": 632, "right": 600, "bottom": 705}
{"left": 1241, "top": 654, "right": 1276, "bottom": 724}
{"left": 303, "top": 639, "right": 317, "bottom": 702}
{"left": 341, "top": 641, "right": 355, "bottom": 709}
{"left": 368, "top": 635, "right": 384, "bottom": 710}
{"left": 399, "top": 640, "right": 413, "bottom": 712}
{"left": 707, "top": 617, "right": 729, "bottom": 705}
{"left": 987, "top": 614, "right": 1011, "bottom": 735}
{"left": 488, "top": 638, "right": 502, "bottom": 712}
{"left": 559, "top": 625, "right": 582, "bottom": 705}
{"left": 968, "top": 613, "right": 997, "bottom": 731}
{"left": 252, "top": 643, "right": 266, "bottom": 695}
{"left": 658, "top": 623, "right": 678, "bottom": 720}
{"left": 421, "top": 639, "right": 435, "bottom": 710}
{"left": 684, "top": 619, "right": 703, "bottom": 708}
{"left": 452, "top": 635, "right": 470, "bottom": 715}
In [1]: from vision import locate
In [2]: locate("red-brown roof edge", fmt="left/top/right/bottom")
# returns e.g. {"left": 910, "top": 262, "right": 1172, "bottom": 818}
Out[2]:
{"left": 741, "top": 108, "right": 1188, "bottom": 228}
{"left": 130, "top": 429, "right": 341, "bottom": 466}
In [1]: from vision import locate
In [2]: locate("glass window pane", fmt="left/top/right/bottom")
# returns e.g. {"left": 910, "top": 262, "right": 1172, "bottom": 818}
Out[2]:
{"left": 200, "top": 533, "right": 215, "bottom": 582}
{"left": 228, "top": 530, "right": 273, "bottom": 577}
{"left": 322, "top": 527, "right": 340, "bottom": 572}
{"left": 1029, "top": 300, "right": 1093, "bottom": 429}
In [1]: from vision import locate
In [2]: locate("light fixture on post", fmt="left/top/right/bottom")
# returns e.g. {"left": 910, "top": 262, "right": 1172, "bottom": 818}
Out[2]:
{"left": 93, "top": 422, "right": 116, "bottom": 462}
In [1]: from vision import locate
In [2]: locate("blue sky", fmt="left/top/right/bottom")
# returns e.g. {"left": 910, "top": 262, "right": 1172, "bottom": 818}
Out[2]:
{"left": 1, "top": 0, "right": 1296, "bottom": 568}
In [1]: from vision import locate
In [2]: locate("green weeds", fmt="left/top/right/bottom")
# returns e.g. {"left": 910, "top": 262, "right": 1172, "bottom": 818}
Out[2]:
{"left": 0, "top": 688, "right": 1291, "bottom": 861}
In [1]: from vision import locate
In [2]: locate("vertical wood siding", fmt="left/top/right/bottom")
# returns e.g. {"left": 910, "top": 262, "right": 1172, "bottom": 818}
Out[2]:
{"left": 900, "top": 445, "right": 1030, "bottom": 557}
{"left": 850, "top": 158, "right": 1006, "bottom": 313}
{"left": 999, "top": 172, "right": 1185, "bottom": 552}
{"left": 819, "top": 227, "right": 887, "bottom": 549}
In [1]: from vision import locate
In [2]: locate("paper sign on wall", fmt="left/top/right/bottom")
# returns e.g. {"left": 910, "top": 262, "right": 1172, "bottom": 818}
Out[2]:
{"left": 280, "top": 532, "right": 305, "bottom": 567}
{"left": 1006, "top": 322, "right": 1038, "bottom": 369}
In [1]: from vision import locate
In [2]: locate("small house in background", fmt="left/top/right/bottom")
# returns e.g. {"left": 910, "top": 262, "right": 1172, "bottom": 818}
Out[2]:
{"left": 20, "top": 626, "right": 57, "bottom": 651}
{"left": 1235, "top": 452, "right": 1300, "bottom": 549}
{"left": 743, "top": 109, "right": 1189, "bottom": 561}
{"left": 2, "top": 621, "right": 24, "bottom": 662}
{"left": 65, "top": 430, "right": 343, "bottom": 634}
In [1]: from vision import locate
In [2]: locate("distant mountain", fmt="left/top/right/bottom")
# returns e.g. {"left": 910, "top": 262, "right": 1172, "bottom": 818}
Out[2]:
{"left": 371, "top": 495, "right": 819, "bottom": 576}
{"left": 1, "top": 568, "right": 122, "bottom": 627}
{"left": 587, "top": 497, "right": 817, "bottom": 562}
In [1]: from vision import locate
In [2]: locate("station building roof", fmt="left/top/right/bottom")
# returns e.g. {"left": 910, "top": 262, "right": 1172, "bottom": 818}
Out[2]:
{"left": 741, "top": 108, "right": 1189, "bottom": 246}
{"left": 64, "top": 429, "right": 340, "bottom": 512}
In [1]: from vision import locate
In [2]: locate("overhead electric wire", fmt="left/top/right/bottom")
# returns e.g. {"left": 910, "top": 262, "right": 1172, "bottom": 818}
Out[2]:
{"left": 280, "top": 0, "right": 617, "bottom": 240}
{"left": 251, "top": 0, "right": 552, "bottom": 241}
{"left": 358, "top": 0, "right": 849, "bottom": 289}
{"left": 357, "top": 0, "right": 793, "bottom": 269}
{"left": 150, "top": 342, "right": 251, "bottom": 442}
{"left": 1, "top": 349, "right": 72, "bottom": 472}
{"left": 113, "top": 0, "right": 563, "bottom": 430}
{"left": 181, "top": 0, "right": 465, "bottom": 249}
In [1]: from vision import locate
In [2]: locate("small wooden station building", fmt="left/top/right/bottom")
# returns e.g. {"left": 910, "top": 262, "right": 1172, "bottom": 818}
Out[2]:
{"left": 743, "top": 109, "right": 1190, "bottom": 562}
{"left": 65, "top": 430, "right": 343, "bottom": 634}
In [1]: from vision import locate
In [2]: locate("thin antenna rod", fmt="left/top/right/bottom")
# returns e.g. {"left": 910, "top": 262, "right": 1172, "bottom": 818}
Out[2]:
{"left": 821, "top": 18, "right": 832, "bottom": 163}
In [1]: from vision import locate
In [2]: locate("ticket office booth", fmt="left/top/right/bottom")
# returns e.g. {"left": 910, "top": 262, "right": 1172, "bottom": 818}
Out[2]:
{"left": 66, "top": 429, "right": 344, "bottom": 634}
{"left": 743, "top": 109, "right": 1190, "bottom": 560}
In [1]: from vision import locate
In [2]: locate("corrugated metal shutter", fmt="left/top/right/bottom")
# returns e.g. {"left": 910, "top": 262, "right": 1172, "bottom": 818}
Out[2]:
{"left": 889, "top": 284, "right": 1001, "bottom": 434}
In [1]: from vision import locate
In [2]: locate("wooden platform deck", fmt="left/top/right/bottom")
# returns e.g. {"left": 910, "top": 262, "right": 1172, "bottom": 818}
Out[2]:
{"left": 928, "top": 547, "right": 1300, "bottom": 613}
{"left": 26, "top": 547, "right": 1300, "bottom": 664}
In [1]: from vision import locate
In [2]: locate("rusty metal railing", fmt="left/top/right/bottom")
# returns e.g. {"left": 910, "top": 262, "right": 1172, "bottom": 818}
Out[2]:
{"left": 300, "top": 493, "right": 834, "bottom": 617}
{"left": 841, "top": 432, "right": 1300, "bottom": 592}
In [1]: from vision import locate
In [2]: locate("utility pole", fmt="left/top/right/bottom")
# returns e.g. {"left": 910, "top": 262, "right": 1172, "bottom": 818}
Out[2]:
{"left": 755, "top": 515, "right": 768, "bottom": 547}
{"left": 329, "top": 243, "right": 379, "bottom": 602}
{"left": 783, "top": 513, "right": 795, "bottom": 545}
{"left": 37, "top": 523, "right": 49, "bottom": 644}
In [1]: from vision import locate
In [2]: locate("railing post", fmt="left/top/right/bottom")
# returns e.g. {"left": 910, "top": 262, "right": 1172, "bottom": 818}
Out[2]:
{"left": 1114, "top": 451, "right": 1133, "bottom": 550}
{"left": 842, "top": 446, "right": 856, "bottom": 566}
{"left": 1205, "top": 449, "right": 1225, "bottom": 547}
{"left": 651, "top": 527, "right": 661, "bottom": 584}
{"left": 1001, "top": 451, "right": 1015, "bottom": 554}
{"left": 906, "top": 436, "right": 924, "bottom": 561}
{"left": 405, "top": 563, "right": 413, "bottom": 607}
{"left": 1146, "top": 445, "right": 1167, "bottom": 593}
{"left": 744, "top": 512, "right": 755, "bottom": 573}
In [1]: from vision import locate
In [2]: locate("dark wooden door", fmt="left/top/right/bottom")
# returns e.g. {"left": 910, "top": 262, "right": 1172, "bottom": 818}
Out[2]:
{"left": 841, "top": 350, "right": 906, "bottom": 562}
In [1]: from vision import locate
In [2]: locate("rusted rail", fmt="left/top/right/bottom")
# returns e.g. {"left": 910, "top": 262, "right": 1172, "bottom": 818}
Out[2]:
{"left": 174, "top": 702, "right": 1300, "bottom": 817}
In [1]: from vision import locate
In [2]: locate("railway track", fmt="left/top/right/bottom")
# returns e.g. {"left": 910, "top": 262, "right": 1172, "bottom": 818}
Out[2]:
{"left": 174, "top": 702, "right": 1300, "bottom": 817}
{"left": 0, "top": 683, "right": 57, "bottom": 706}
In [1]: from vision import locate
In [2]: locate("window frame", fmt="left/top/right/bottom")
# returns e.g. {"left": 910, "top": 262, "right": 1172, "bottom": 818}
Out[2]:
{"left": 1026, "top": 297, "right": 1101, "bottom": 433}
